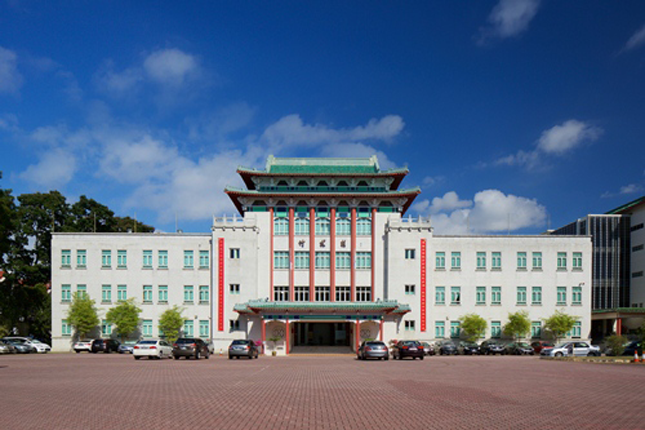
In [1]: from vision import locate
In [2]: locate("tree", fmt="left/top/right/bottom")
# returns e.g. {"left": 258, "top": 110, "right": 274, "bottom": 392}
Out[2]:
{"left": 106, "top": 298, "right": 142, "bottom": 342}
{"left": 460, "top": 314, "right": 487, "bottom": 342}
{"left": 66, "top": 293, "right": 100, "bottom": 339}
{"left": 503, "top": 311, "right": 531, "bottom": 340}
{"left": 543, "top": 311, "right": 579, "bottom": 343}
{"left": 604, "top": 334, "right": 628, "bottom": 356}
{"left": 158, "top": 306, "right": 184, "bottom": 344}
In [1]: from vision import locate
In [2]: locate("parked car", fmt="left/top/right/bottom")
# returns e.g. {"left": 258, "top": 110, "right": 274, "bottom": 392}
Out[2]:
{"left": 228, "top": 339, "right": 259, "bottom": 359}
{"left": 207, "top": 340, "right": 215, "bottom": 355}
{"left": 392, "top": 340, "right": 425, "bottom": 360}
{"left": 530, "top": 340, "right": 554, "bottom": 354}
{"left": 438, "top": 340, "right": 457, "bottom": 355}
{"left": 91, "top": 339, "right": 120, "bottom": 353}
{"left": 457, "top": 341, "right": 480, "bottom": 355}
{"left": 133, "top": 339, "right": 173, "bottom": 360}
{"left": 0, "top": 340, "right": 16, "bottom": 354}
{"left": 357, "top": 340, "right": 389, "bottom": 360}
{"left": 173, "top": 338, "right": 210, "bottom": 360}
{"left": 541, "top": 341, "right": 601, "bottom": 357}
{"left": 118, "top": 340, "right": 138, "bottom": 354}
{"left": 2, "top": 337, "right": 50, "bottom": 353}
{"left": 480, "top": 340, "right": 506, "bottom": 355}
{"left": 504, "top": 342, "right": 534, "bottom": 355}
{"left": 615, "top": 340, "right": 642, "bottom": 357}
{"left": 30, "top": 339, "right": 52, "bottom": 353}
{"left": 420, "top": 342, "right": 435, "bottom": 356}
{"left": 73, "top": 339, "right": 94, "bottom": 353}
{"left": 4, "top": 339, "right": 35, "bottom": 354}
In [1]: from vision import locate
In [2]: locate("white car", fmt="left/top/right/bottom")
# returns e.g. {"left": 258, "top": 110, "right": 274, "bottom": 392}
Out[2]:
{"left": 3, "top": 337, "right": 50, "bottom": 353}
{"left": 541, "top": 341, "right": 601, "bottom": 357}
{"left": 73, "top": 339, "right": 93, "bottom": 353}
{"left": 133, "top": 339, "right": 173, "bottom": 360}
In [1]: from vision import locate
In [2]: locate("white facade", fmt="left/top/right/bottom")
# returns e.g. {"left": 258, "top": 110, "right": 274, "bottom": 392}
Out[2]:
{"left": 629, "top": 204, "right": 645, "bottom": 306}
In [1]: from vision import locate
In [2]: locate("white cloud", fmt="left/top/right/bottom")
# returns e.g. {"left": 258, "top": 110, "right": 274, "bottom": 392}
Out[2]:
{"left": 478, "top": 0, "right": 541, "bottom": 44}
{"left": 95, "top": 62, "right": 143, "bottom": 97}
{"left": 624, "top": 24, "right": 645, "bottom": 52}
{"left": 0, "top": 46, "right": 23, "bottom": 94}
{"left": 413, "top": 190, "right": 546, "bottom": 235}
{"left": 318, "top": 142, "right": 397, "bottom": 169}
{"left": 186, "top": 102, "right": 257, "bottom": 142}
{"left": 143, "top": 48, "right": 199, "bottom": 86}
{"left": 19, "top": 148, "right": 76, "bottom": 188}
{"left": 602, "top": 183, "right": 644, "bottom": 198}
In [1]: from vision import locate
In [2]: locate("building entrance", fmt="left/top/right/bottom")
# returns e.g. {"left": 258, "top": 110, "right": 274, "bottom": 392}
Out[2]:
{"left": 294, "top": 322, "right": 350, "bottom": 347}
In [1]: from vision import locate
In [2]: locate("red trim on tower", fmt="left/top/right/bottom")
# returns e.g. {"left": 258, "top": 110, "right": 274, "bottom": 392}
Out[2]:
{"left": 371, "top": 207, "right": 376, "bottom": 302}
{"left": 330, "top": 207, "right": 336, "bottom": 302}
{"left": 218, "top": 238, "right": 225, "bottom": 332}
{"left": 350, "top": 208, "right": 357, "bottom": 302}
{"left": 270, "top": 207, "right": 274, "bottom": 301}
{"left": 286, "top": 318, "right": 290, "bottom": 355}
{"left": 261, "top": 318, "right": 266, "bottom": 355}
{"left": 617, "top": 318, "right": 622, "bottom": 336}
{"left": 309, "top": 207, "right": 315, "bottom": 302}
{"left": 420, "top": 238, "right": 427, "bottom": 332}
{"left": 289, "top": 207, "right": 295, "bottom": 301}
{"left": 379, "top": 319, "right": 384, "bottom": 341}
{"left": 355, "top": 319, "right": 360, "bottom": 352}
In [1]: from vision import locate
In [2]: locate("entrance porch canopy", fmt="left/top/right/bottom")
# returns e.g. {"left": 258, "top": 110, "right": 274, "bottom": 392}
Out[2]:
{"left": 234, "top": 299, "right": 411, "bottom": 316}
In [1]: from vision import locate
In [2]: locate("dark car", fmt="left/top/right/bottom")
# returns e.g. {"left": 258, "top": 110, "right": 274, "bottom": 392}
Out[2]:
{"left": 173, "top": 338, "right": 210, "bottom": 360}
{"left": 531, "top": 340, "right": 554, "bottom": 354}
{"left": 480, "top": 340, "right": 505, "bottom": 355}
{"left": 622, "top": 341, "right": 642, "bottom": 357}
{"left": 228, "top": 339, "right": 259, "bottom": 359}
{"left": 438, "top": 340, "right": 457, "bottom": 355}
{"left": 4, "top": 339, "right": 35, "bottom": 354}
{"left": 357, "top": 340, "right": 389, "bottom": 360}
{"left": 504, "top": 342, "right": 534, "bottom": 355}
{"left": 457, "top": 341, "right": 480, "bottom": 355}
{"left": 392, "top": 340, "right": 425, "bottom": 360}
{"left": 91, "top": 339, "right": 120, "bottom": 353}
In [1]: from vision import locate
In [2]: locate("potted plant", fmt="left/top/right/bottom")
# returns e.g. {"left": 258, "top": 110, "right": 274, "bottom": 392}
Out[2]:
{"left": 268, "top": 336, "right": 281, "bottom": 356}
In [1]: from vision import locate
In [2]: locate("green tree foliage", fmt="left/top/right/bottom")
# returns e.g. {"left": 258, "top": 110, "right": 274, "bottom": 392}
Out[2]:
{"left": 106, "top": 298, "right": 142, "bottom": 342}
{"left": 66, "top": 292, "right": 100, "bottom": 339}
{"left": 503, "top": 311, "right": 531, "bottom": 340}
{"left": 158, "top": 306, "right": 184, "bottom": 344}
{"left": 604, "top": 334, "right": 628, "bottom": 356}
{"left": 460, "top": 313, "right": 488, "bottom": 342}
{"left": 543, "top": 311, "right": 579, "bottom": 343}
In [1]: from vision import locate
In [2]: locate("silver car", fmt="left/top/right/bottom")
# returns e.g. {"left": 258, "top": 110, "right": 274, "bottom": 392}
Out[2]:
{"left": 541, "top": 341, "right": 600, "bottom": 357}
{"left": 357, "top": 341, "right": 389, "bottom": 360}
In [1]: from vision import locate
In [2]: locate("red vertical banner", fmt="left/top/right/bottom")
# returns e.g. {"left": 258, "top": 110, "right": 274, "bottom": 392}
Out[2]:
{"left": 420, "top": 238, "right": 427, "bottom": 332}
{"left": 218, "top": 237, "right": 225, "bottom": 332}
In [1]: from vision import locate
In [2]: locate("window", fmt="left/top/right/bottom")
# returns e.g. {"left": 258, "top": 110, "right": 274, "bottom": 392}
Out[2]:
{"left": 274, "top": 251, "right": 289, "bottom": 269}
{"left": 336, "top": 218, "right": 351, "bottom": 235}
{"left": 183, "top": 250, "right": 194, "bottom": 269}
{"left": 405, "top": 320, "right": 416, "bottom": 331}
{"left": 117, "top": 250, "right": 127, "bottom": 268}
{"left": 531, "top": 286, "right": 542, "bottom": 305}
{"left": 634, "top": 271, "right": 644, "bottom": 278}
{"left": 517, "top": 286, "right": 527, "bottom": 305}
{"left": 102, "top": 285, "right": 112, "bottom": 303}
{"left": 450, "top": 286, "right": 461, "bottom": 305}
{"left": 450, "top": 321, "right": 461, "bottom": 338}
{"left": 184, "top": 285, "right": 194, "bottom": 303}
{"left": 61, "top": 250, "right": 71, "bottom": 267}
{"left": 230, "top": 284, "right": 240, "bottom": 294}
{"left": 336, "top": 252, "right": 351, "bottom": 269}
{"left": 77, "top": 284, "right": 87, "bottom": 299}
{"left": 143, "top": 320, "right": 153, "bottom": 337}
{"left": 295, "top": 251, "right": 310, "bottom": 269}
{"left": 435, "top": 321, "right": 445, "bottom": 338}
{"left": 557, "top": 287, "right": 567, "bottom": 306}
{"left": 117, "top": 285, "right": 127, "bottom": 301}
{"left": 476, "top": 286, "right": 486, "bottom": 305}
{"left": 336, "top": 286, "right": 351, "bottom": 302}
{"left": 557, "top": 252, "right": 567, "bottom": 270}
{"left": 405, "top": 284, "right": 416, "bottom": 295}
{"left": 158, "top": 250, "right": 168, "bottom": 268}
{"left": 143, "top": 250, "right": 153, "bottom": 268}
{"left": 435, "top": 286, "right": 445, "bottom": 305}
{"left": 229, "top": 320, "right": 240, "bottom": 331}
{"left": 102, "top": 320, "right": 112, "bottom": 336}
{"left": 183, "top": 320, "right": 194, "bottom": 337}
{"left": 491, "top": 321, "right": 501, "bottom": 338}
{"left": 531, "top": 321, "right": 542, "bottom": 338}
{"left": 199, "top": 286, "right": 209, "bottom": 303}
{"left": 451, "top": 252, "right": 461, "bottom": 270}
{"left": 294, "top": 286, "right": 309, "bottom": 302}
{"left": 315, "top": 286, "right": 330, "bottom": 302}
{"left": 436, "top": 252, "right": 445, "bottom": 270}
{"left": 199, "top": 250, "right": 209, "bottom": 268}
{"left": 572, "top": 286, "right": 582, "bottom": 305}
{"left": 230, "top": 248, "right": 240, "bottom": 259}
{"left": 532, "top": 252, "right": 542, "bottom": 270}
{"left": 631, "top": 223, "right": 644, "bottom": 232}
{"left": 101, "top": 250, "right": 111, "bottom": 268}
{"left": 405, "top": 249, "right": 416, "bottom": 260}
{"left": 357, "top": 218, "right": 371, "bottom": 235}
{"left": 491, "top": 286, "right": 501, "bottom": 305}
{"left": 356, "top": 252, "right": 371, "bottom": 269}
{"left": 572, "top": 252, "right": 582, "bottom": 270}
{"left": 315, "top": 252, "right": 330, "bottom": 269}
{"left": 62, "top": 284, "right": 71, "bottom": 302}
{"left": 76, "top": 250, "right": 86, "bottom": 267}
{"left": 356, "top": 286, "right": 371, "bottom": 302}
{"left": 199, "top": 320, "right": 209, "bottom": 337}
{"left": 274, "top": 217, "right": 289, "bottom": 235}
{"left": 143, "top": 285, "right": 153, "bottom": 303}
{"left": 476, "top": 252, "right": 486, "bottom": 270}
{"left": 571, "top": 322, "right": 581, "bottom": 338}
{"left": 492, "top": 252, "right": 502, "bottom": 270}
{"left": 274, "top": 286, "right": 289, "bottom": 302}
{"left": 159, "top": 285, "right": 168, "bottom": 303}
{"left": 315, "top": 218, "right": 331, "bottom": 235}
{"left": 517, "top": 252, "right": 527, "bottom": 270}
{"left": 62, "top": 319, "right": 71, "bottom": 336}
{"left": 295, "top": 217, "right": 309, "bottom": 235}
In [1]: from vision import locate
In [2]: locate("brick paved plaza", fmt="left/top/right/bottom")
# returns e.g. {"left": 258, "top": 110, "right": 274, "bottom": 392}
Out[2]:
{"left": 1, "top": 353, "right": 644, "bottom": 430}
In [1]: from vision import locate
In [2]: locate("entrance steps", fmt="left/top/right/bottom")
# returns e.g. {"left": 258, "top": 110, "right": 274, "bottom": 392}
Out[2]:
{"left": 289, "top": 346, "right": 354, "bottom": 355}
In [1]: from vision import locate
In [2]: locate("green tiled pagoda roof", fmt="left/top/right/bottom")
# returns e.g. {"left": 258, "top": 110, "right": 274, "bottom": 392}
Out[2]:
{"left": 592, "top": 307, "right": 645, "bottom": 315}
{"left": 237, "top": 155, "right": 409, "bottom": 176}
{"left": 234, "top": 299, "right": 410, "bottom": 314}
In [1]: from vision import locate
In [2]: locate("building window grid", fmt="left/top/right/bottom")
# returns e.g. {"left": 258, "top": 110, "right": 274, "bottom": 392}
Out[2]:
{"left": 572, "top": 286, "right": 582, "bottom": 305}
{"left": 436, "top": 252, "right": 446, "bottom": 270}
{"left": 476, "top": 286, "right": 486, "bottom": 305}
{"left": 159, "top": 286, "right": 168, "bottom": 303}
{"left": 532, "top": 286, "right": 542, "bottom": 305}
{"left": 101, "top": 285, "right": 112, "bottom": 303}
{"left": 405, "top": 320, "right": 416, "bottom": 331}
{"left": 183, "top": 250, "right": 194, "bottom": 269}
{"left": 274, "top": 251, "right": 289, "bottom": 269}
{"left": 102, "top": 320, "right": 112, "bottom": 336}
{"left": 101, "top": 250, "right": 111, "bottom": 268}
{"left": 531, "top": 321, "right": 542, "bottom": 338}
{"left": 184, "top": 286, "right": 194, "bottom": 303}
{"left": 76, "top": 250, "right": 86, "bottom": 268}
{"left": 356, "top": 286, "right": 372, "bottom": 302}
{"left": 356, "top": 218, "right": 371, "bottom": 235}
{"left": 61, "top": 284, "right": 72, "bottom": 302}
{"left": 199, "top": 286, "right": 209, "bottom": 303}
{"left": 517, "top": 252, "right": 527, "bottom": 270}
{"left": 450, "top": 321, "right": 461, "bottom": 338}
{"left": 532, "top": 252, "right": 542, "bottom": 270}
{"left": 476, "top": 252, "right": 486, "bottom": 270}
{"left": 450, "top": 286, "right": 461, "bottom": 305}
{"left": 451, "top": 252, "right": 461, "bottom": 270}
{"left": 405, "top": 284, "right": 416, "bottom": 295}
{"left": 435, "top": 286, "right": 445, "bottom": 305}
{"left": 295, "top": 251, "right": 310, "bottom": 270}
{"left": 405, "top": 249, "right": 416, "bottom": 260}
{"left": 336, "top": 252, "right": 351, "bottom": 269}
{"left": 230, "top": 284, "right": 240, "bottom": 294}
{"left": 557, "top": 252, "right": 567, "bottom": 270}
{"left": 435, "top": 321, "right": 445, "bottom": 338}
{"left": 117, "top": 250, "right": 127, "bottom": 268}
{"left": 315, "top": 286, "right": 331, "bottom": 302}
{"left": 117, "top": 285, "right": 127, "bottom": 301}
{"left": 491, "top": 321, "right": 501, "bottom": 338}
{"left": 356, "top": 252, "right": 372, "bottom": 269}
{"left": 491, "top": 286, "right": 501, "bottom": 305}
{"left": 294, "top": 286, "right": 310, "bottom": 302}
{"left": 230, "top": 248, "right": 240, "bottom": 259}
{"left": 336, "top": 286, "right": 351, "bottom": 302}
{"left": 274, "top": 286, "right": 289, "bottom": 302}
{"left": 199, "top": 320, "right": 209, "bottom": 337}
{"left": 315, "top": 218, "right": 331, "bottom": 235}
{"left": 61, "top": 250, "right": 71, "bottom": 267}
{"left": 183, "top": 320, "right": 194, "bottom": 337}
{"left": 143, "top": 320, "right": 153, "bottom": 337}
{"left": 571, "top": 322, "right": 581, "bottom": 338}
{"left": 62, "top": 319, "right": 72, "bottom": 336}
{"left": 557, "top": 287, "right": 567, "bottom": 306}
{"left": 336, "top": 218, "right": 351, "bottom": 236}
{"left": 229, "top": 320, "right": 241, "bottom": 331}
{"left": 295, "top": 217, "right": 310, "bottom": 235}
{"left": 199, "top": 250, "right": 209, "bottom": 268}
{"left": 274, "top": 217, "right": 289, "bottom": 235}
{"left": 77, "top": 284, "right": 87, "bottom": 299}
{"left": 143, "top": 250, "right": 152, "bottom": 268}
{"left": 143, "top": 285, "right": 153, "bottom": 303}
{"left": 517, "top": 287, "right": 527, "bottom": 305}
{"left": 315, "top": 252, "right": 330, "bottom": 269}
{"left": 572, "top": 252, "right": 582, "bottom": 270}
{"left": 492, "top": 252, "right": 502, "bottom": 270}
{"left": 158, "top": 250, "right": 168, "bottom": 268}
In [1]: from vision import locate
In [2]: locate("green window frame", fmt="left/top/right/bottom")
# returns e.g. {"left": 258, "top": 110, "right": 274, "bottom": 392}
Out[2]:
{"left": 405, "top": 284, "right": 415, "bottom": 295}
{"left": 531, "top": 286, "right": 542, "bottom": 305}
{"left": 183, "top": 250, "right": 194, "bottom": 269}
{"left": 117, "top": 250, "right": 127, "bottom": 268}
{"left": 531, "top": 321, "right": 542, "bottom": 338}
{"left": 516, "top": 286, "right": 527, "bottom": 305}
{"left": 101, "top": 284, "right": 112, "bottom": 303}
{"left": 572, "top": 252, "right": 582, "bottom": 270}
{"left": 491, "top": 286, "right": 501, "bottom": 305}
{"left": 117, "top": 285, "right": 127, "bottom": 301}
{"left": 199, "top": 285, "right": 209, "bottom": 303}
{"left": 230, "top": 284, "right": 240, "bottom": 294}
{"left": 183, "top": 320, "right": 194, "bottom": 337}
{"left": 557, "top": 287, "right": 567, "bottom": 306}
{"left": 450, "top": 286, "right": 461, "bottom": 305}
{"left": 76, "top": 249, "right": 87, "bottom": 267}
{"left": 295, "top": 251, "right": 310, "bottom": 269}
{"left": 436, "top": 252, "right": 445, "bottom": 269}
{"left": 557, "top": 252, "right": 567, "bottom": 270}
{"left": 143, "top": 320, "right": 153, "bottom": 338}
{"left": 143, "top": 250, "right": 153, "bottom": 268}
{"left": 404, "top": 320, "right": 415, "bottom": 331}
{"left": 102, "top": 319, "right": 112, "bottom": 336}
{"left": 356, "top": 252, "right": 371, "bottom": 269}
{"left": 572, "top": 286, "right": 582, "bottom": 305}
{"left": 184, "top": 285, "right": 194, "bottom": 303}
{"left": 451, "top": 252, "right": 461, "bottom": 270}
{"left": 571, "top": 321, "right": 581, "bottom": 338}
{"left": 476, "top": 286, "right": 486, "bottom": 305}
{"left": 435, "top": 286, "right": 445, "bottom": 305}
{"left": 517, "top": 252, "right": 527, "bottom": 270}
{"left": 101, "top": 250, "right": 111, "bottom": 268}
{"left": 199, "top": 320, "right": 209, "bottom": 337}
{"left": 159, "top": 285, "right": 168, "bottom": 303}
{"left": 295, "top": 217, "right": 309, "bottom": 235}
{"left": 491, "top": 321, "right": 501, "bottom": 338}
{"left": 61, "top": 284, "right": 71, "bottom": 302}
{"left": 274, "top": 217, "right": 289, "bottom": 235}
{"left": 532, "top": 252, "right": 542, "bottom": 270}
{"left": 336, "top": 218, "right": 351, "bottom": 235}
{"left": 435, "top": 321, "right": 445, "bottom": 338}
{"left": 315, "top": 251, "right": 330, "bottom": 269}
{"left": 62, "top": 319, "right": 72, "bottom": 336}
{"left": 315, "top": 218, "right": 331, "bottom": 235}
{"left": 143, "top": 285, "right": 153, "bottom": 303}
{"left": 356, "top": 218, "right": 371, "bottom": 235}
{"left": 158, "top": 250, "right": 168, "bottom": 268}
{"left": 450, "top": 321, "right": 461, "bottom": 338}
{"left": 492, "top": 252, "right": 502, "bottom": 270}
{"left": 77, "top": 284, "right": 87, "bottom": 299}
{"left": 274, "top": 251, "right": 289, "bottom": 269}
{"left": 336, "top": 252, "right": 351, "bottom": 269}
{"left": 476, "top": 252, "right": 486, "bottom": 270}
{"left": 199, "top": 250, "right": 209, "bottom": 268}
{"left": 61, "top": 250, "right": 71, "bottom": 267}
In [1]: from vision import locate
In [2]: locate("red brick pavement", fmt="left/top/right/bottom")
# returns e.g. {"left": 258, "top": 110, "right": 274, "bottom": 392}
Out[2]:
{"left": 0, "top": 353, "right": 644, "bottom": 430}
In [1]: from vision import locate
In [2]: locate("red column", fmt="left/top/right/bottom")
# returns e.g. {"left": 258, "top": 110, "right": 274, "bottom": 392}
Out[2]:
{"left": 420, "top": 238, "right": 427, "bottom": 332}
{"left": 309, "top": 207, "right": 315, "bottom": 302}
{"left": 355, "top": 319, "right": 360, "bottom": 352}
{"left": 289, "top": 207, "right": 295, "bottom": 301}
{"left": 270, "top": 207, "right": 274, "bottom": 301}
{"left": 261, "top": 318, "right": 266, "bottom": 355}
{"left": 371, "top": 207, "right": 376, "bottom": 302}
{"left": 379, "top": 319, "right": 384, "bottom": 341}
{"left": 351, "top": 207, "right": 357, "bottom": 302}
{"left": 286, "top": 319, "right": 290, "bottom": 355}
{"left": 617, "top": 318, "right": 622, "bottom": 336}
{"left": 217, "top": 238, "right": 225, "bottom": 332}
{"left": 330, "top": 207, "right": 336, "bottom": 302}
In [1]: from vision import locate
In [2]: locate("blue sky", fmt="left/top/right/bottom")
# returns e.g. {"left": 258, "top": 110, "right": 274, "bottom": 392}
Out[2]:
{"left": 1, "top": 1, "right": 645, "bottom": 234}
